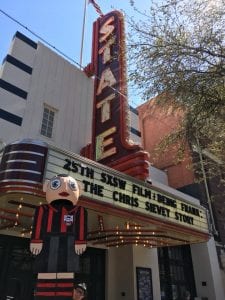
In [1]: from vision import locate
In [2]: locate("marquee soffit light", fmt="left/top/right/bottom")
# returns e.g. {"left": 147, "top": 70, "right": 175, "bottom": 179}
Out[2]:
{"left": 87, "top": 216, "right": 190, "bottom": 248}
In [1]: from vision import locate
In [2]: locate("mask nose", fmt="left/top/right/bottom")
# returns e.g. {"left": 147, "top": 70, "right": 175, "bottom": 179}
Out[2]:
{"left": 64, "top": 182, "right": 70, "bottom": 193}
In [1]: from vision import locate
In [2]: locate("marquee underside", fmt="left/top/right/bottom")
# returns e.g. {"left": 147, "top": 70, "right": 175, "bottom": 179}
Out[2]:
{"left": 0, "top": 193, "right": 209, "bottom": 249}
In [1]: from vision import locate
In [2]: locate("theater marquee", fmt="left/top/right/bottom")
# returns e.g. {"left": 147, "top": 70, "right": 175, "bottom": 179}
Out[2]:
{"left": 46, "top": 145, "right": 209, "bottom": 236}
{"left": 0, "top": 141, "right": 209, "bottom": 246}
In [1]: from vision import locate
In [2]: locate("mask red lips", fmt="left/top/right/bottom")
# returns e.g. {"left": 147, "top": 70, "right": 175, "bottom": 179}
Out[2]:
{"left": 59, "top": 192, "right": 70, "bottom": 197}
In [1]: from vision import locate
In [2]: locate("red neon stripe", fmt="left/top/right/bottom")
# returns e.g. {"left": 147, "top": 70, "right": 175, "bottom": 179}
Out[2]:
{"left": 35, "top": 292, "right": 55, "bottom": 296}
{"left": 35, "top": 206, "right": 43, "bottom": 240}
{"left": 56, "top": 292, "right": 73, "bottom": 296}
{"left": 57, "top": 283, "right": 73, "bottom": 287}
{"left": 79, "top": 207, "right": 84, "bottom": 241}
{"left": 47, "top": 207, "right": 53, "bottom": 232}
{"left": 61, "top": 207, "right": 67, "bottom": 232}
{"left": 36, "top": 283, "right": 56, "bottom": 288}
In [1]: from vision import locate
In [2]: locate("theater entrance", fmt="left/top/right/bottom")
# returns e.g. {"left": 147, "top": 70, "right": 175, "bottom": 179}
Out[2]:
{"left": 0, "top": 234, "right": 105, "bottom": 300}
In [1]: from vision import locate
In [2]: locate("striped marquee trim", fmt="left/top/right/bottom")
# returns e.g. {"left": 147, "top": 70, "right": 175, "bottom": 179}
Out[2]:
{"left": 0, "top": 141, "right": 48, "bottom": 195}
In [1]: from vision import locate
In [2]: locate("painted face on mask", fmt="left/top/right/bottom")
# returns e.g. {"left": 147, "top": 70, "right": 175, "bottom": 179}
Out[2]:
{"left": 43, "top": 175, "right": 80, "bottom": 205}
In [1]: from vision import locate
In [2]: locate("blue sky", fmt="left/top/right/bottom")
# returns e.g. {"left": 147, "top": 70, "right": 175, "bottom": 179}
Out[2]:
{"left": 0, "top": 0, "right": 152, "bottom": 106}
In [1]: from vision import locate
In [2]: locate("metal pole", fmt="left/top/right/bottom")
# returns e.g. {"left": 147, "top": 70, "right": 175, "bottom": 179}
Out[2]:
{"left": 80, "top": 0, "right": 88, "bottom": 68}
{"left": 196, "top": 136, "right": 218, "bottom": 235}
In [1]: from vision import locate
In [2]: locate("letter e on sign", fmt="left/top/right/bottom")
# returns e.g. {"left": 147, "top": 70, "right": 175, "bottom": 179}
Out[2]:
{"left": 96, "top": 127, "right": 117, "bottom": 161}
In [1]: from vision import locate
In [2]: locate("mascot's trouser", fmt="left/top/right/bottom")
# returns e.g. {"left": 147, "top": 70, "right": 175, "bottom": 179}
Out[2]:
{"left": 4, "top": 278, "right": 21, "bottom": 300}
{"left": 33, "top": 236, "right": 79, "bottom": 273}
{"left": 34, "top": 272, "right": 74, "bottom": 300}
{"left": 33, "top": 237, "right": 80, "bottom": 299}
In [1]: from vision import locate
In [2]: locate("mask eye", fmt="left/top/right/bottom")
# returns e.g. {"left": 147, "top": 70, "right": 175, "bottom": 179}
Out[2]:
{"left": 69, "top": 179, "right": 78, "bottom": 191}
{"left": 50, "top": 178, "right": 61, "bottom": 190}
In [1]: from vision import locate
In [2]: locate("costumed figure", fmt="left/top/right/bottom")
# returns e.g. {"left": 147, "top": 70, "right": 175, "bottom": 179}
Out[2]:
{"left": 30, "top": 174, "right": 87, "bottom": 299}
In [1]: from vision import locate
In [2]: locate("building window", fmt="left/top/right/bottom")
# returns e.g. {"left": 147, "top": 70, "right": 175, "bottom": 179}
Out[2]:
{"left": 158, "top": 245, "right": 196, "bottom": 300}
{"left": 40, "top": 106, "right": 56, "bottom": 138}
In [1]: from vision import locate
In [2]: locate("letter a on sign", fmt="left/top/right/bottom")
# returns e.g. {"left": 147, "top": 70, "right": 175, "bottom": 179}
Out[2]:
{"left": 96, "top": 68, "right": 117, "bottom": 95}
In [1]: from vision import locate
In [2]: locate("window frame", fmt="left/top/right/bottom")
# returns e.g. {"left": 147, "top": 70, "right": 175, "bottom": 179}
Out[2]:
{"left": 40, "top": 104, "right": 57, "bottom": 139}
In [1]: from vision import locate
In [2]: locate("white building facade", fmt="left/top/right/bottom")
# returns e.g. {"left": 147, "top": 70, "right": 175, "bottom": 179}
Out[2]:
{"left": 0, "top": 32, "right": 224, "bottom": 300}
{"left": 0, "top": 31, "right": 93, "bottom": 153}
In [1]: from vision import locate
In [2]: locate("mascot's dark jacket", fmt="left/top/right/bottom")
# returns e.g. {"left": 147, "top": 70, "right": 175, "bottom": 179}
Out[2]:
{"left": 31, "top": 199, "right": 87, "bottom": 273}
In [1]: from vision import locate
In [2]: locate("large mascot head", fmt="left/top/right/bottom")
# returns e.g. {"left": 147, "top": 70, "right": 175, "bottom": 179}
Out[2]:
{"left": 43, "top": 174, "right": 80, "bottom": 205}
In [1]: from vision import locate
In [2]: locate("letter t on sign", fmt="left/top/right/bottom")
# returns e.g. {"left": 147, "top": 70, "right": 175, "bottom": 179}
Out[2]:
{"left": 96, "top": 94, "right": 115, "bottom": 122}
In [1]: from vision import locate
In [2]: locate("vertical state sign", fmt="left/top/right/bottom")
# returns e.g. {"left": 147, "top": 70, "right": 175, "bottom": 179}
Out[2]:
{"left": 84, "top": 11, "right": 149, "bottom": 180}
{"left": 93, "top": 10, "right": 136, "bottom": 162}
